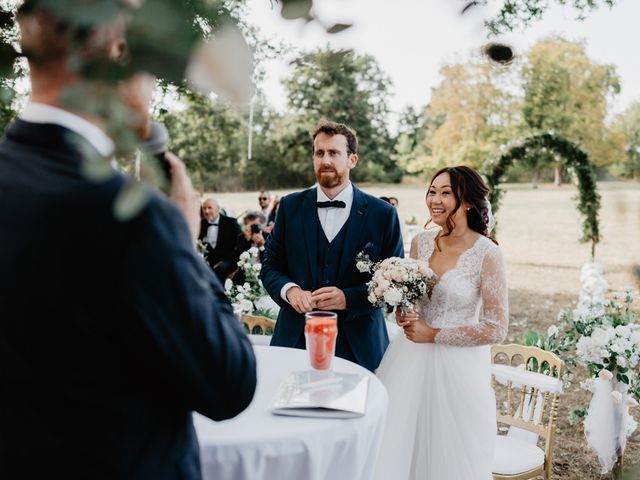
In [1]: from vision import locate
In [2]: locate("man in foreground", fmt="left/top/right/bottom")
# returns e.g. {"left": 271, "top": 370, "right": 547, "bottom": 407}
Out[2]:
{"left": 0, "top": 3, "right": 256, "bottom": 479}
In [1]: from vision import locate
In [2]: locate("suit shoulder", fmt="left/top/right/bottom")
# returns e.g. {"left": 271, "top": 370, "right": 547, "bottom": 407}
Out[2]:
{"left": 280, "top": 187, "right": 314, "bottom": 206}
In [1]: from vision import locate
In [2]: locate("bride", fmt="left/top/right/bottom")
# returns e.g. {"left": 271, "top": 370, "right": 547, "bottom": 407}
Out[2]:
{"left": 374, "top": 166, "right": 509, "bottom": 480}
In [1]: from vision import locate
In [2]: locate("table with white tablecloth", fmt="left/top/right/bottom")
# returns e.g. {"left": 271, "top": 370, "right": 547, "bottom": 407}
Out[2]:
{"left": 194, "top": 346, "right": 388, "bottom": 480}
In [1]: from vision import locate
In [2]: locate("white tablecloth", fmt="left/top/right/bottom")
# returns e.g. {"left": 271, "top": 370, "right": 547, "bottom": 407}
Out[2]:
{"left": 194, "top": 346, "right": 388, "bottom": 480}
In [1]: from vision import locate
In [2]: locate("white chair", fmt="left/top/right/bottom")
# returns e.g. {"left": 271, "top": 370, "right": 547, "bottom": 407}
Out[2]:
{"left": 491, "top": 344, "right": 564, "bottom": 480}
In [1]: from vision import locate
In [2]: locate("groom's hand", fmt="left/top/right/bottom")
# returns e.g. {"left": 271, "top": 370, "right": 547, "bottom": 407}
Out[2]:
{"left": 286, "top": 287, "right": 315, "bottom": 314}
{"left": 311, "top": 287, "right": 347, "bottom": 311}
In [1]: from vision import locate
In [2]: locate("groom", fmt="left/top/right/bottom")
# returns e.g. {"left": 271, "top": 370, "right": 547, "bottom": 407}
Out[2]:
{"left": 261, "top": 121, "right": 404, "bottom": 371}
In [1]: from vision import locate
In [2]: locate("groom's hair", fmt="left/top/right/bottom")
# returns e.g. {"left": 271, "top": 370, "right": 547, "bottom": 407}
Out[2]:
{"left": 311, "top": 121, "right": 358, "bottom": 155}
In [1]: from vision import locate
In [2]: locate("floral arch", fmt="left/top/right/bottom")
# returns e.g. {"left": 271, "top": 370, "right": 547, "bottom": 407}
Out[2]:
{"left": 482, "top": 133, "right": 601, "bottom": 257}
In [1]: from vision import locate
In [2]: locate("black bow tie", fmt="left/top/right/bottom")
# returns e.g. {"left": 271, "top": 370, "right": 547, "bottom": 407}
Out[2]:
{"left": 207, "top": 222, "right": 218, "bottom": 226}
{"left": 317, "top": 200, "right": 346, "bottom": 209}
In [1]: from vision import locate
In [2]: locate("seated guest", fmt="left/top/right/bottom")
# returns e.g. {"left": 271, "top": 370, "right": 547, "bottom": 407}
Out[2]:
{"left": 258, "top": 190, "right": 272, "bottom": 217}
{"left": 199, "top": 197, "right": 242, "bottom": 281}
{"left": 235, "top": 211, "right": 267, "bottom": 259}
{"left": 232, "top": 212, "right": 267, "bottom": 284}
{"left": 389, "top": 196, "right": 399, "bottom": 208}
{"left": 264, "top": 196, "right": 279, "bottom": 234}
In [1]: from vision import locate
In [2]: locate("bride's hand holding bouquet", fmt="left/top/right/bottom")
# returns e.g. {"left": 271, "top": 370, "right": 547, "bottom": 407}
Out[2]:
{"left": 356, "top": 252, "right": 437, "bottom": 342}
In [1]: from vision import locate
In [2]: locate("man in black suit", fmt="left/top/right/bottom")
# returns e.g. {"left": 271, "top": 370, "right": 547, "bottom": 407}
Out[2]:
{"left": 261, "top": 121, "right": 404, "bottom": 371}
{"left": 199, "top": 197, "right": 243, "bottom": 281}
{"left": 0, "top": 3, "right": 256, "bottom": 480}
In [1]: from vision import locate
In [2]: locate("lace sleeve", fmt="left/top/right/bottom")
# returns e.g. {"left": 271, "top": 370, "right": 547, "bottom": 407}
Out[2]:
{"left": 434, "top": 245, "right": 509, "bottom": 346}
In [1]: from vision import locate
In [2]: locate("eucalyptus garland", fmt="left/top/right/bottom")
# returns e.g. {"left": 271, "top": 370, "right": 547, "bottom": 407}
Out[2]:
{"left": 482, "top": 132, "right": 601, "bottom": 257}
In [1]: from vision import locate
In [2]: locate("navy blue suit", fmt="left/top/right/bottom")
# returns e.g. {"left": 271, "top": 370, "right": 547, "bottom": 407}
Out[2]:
{"left": 0, "top": 119, "right": 257, "bottom": 480}
{"left": 261, "top": 185, "right": 404, "bottom": 372}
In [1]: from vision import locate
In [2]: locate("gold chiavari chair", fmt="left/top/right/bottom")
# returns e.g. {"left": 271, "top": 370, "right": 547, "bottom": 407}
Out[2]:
{"left": 241, "top": 314, "right": 276, "bottom": 336}
{"left": 491, "top": 344, "right": 564, "bottom": 480}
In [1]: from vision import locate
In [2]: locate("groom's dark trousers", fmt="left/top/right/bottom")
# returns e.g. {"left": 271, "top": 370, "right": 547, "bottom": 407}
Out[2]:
{"left": 261, "top": 185, "right": 404, "bottom": 372}
{"left": 0, "top": 119, "right": 257, "bottom": 480}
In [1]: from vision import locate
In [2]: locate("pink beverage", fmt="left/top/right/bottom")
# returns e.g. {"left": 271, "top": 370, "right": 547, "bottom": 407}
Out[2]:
{"left": 304, "top": 312, "right": 338, "bottom": 370}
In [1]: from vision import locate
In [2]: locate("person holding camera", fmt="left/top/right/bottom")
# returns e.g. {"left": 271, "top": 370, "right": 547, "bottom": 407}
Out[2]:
{"left": 230, "top": 212, "right": 267, "bottom": 285}
{"left": 234, "top": 212, "right": 267, "bottom": 258}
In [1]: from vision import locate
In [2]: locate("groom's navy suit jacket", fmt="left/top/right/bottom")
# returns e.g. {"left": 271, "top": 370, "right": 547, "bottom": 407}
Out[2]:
{"left": 0, "top": 119, "right": 257, "bottom": 480}
{"left": 261, "top": 185, "right": 404, "bottom": 371}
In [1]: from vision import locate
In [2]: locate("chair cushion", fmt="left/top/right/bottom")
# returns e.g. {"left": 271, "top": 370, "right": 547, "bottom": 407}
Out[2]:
{"left": 492, "top": 435, "right": 545, "bottom": 475}
{"left": 248, "top": 334, "right": 272, "bottom": 346}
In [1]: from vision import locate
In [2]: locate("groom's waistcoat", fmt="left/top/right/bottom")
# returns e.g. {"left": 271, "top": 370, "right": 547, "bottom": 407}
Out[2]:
{"left": 316, "top": 218, "right": 350, "bottom": 290}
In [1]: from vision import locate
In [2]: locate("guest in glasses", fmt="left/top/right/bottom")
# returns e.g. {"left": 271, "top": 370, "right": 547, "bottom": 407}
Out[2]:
{"left": 261, "top": 120, "right": 404, "bottom": 371}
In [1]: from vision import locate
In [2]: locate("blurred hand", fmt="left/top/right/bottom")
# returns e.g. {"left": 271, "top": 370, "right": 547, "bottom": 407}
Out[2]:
{"left": 165, "top": 152, "right": 200, "bottom": 241}
{"left": 396, "top": 306, "right": 419, "bottom": 327}
{"left": 251, "top": 232, "right": 265, "bottom": 247}
{"left": 118, "top": 73, "right": 156, "bottom": 140}
{"left": 311, "top": 287, "right": 346, "bottom": 311}
{"left": 286, "top": 287, "right": 315, "bottom": 314}
{"left": 403, "top": 321, "right": 439, "bottom": 344}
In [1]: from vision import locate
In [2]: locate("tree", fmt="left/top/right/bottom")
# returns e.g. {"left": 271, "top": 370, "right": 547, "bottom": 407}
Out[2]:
{"left": 611, "top": 101, "right": 640, "bottom": 180}
{"left": 158, "top": 90, "right": 246, "bottom": 192}
{"left": 412, "top": 59, "right": 519, "bottom": 177}
{"left": 282, "top": 47, "right": 401, "bottom": 183}
{"left": 522, "top": 36, "right": 623, "bottom": 184}
{"left": 483, "top": 0, "right": 618, "bottom": 35}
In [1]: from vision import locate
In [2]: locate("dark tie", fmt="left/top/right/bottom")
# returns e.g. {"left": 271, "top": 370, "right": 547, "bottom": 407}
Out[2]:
{"left": 208, "top": 222, "right": 218, "bottom": 226}
{"left": 317, "top": 200, "right": 346, "bottom": 208}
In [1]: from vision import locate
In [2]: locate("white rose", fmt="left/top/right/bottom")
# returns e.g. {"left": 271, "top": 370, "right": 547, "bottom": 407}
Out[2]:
{"left": 617, "top": 356, "right": 627, "bottom": 368}
{"left": 236, "top": 293, "right": 244, "bottom": 301}
{"left": 368, "top": 292, "right": 377, "bottom": 304}
{"left": 615, "top": 325, "right": 632, "bottom": 338}
{"left": 243, "top": 282, "right": 251, "bottom": 291}
{"left": 356, "top": 261, "right": 370, "bottom": 273}
{"left": 253, "top": 263, "right": 262, "bottom": 272}
{"left": 224, "top": 278, "right": 233, "bottom": 292}
{"left": 598, "top": 369, "right": 614, "bottom": 381}
{"left": 383, "top": 287, "right": 403, "bottom": 306}
{"left": 239, "top": 251, "right": 250, "bottom": 261}
{"left": 248, "top": 246, "right": 259, "bottom": 256}
{"left": 240, "top": 299, "right": 253, "bottom": 312}
{"left": 547, "top": 325, "right": 559, "bottom": 337}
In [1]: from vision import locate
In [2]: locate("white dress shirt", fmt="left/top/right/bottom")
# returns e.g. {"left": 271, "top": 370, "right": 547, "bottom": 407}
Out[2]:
{"left": 316, "top": 183, "right": 353, "bottom": 243}
{"left": 20, "top": 103, "right": 115, "bottom": 157}
{"left": 204, "top": 216, "right": 220, "bottom": 249}
{"left": 280, "top": 183, "right": 354, "bottom": 302}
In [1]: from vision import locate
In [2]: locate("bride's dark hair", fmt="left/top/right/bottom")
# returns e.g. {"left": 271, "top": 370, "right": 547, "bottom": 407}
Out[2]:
{"left": 425, "top": 166, "right": 497, "bottom": 249}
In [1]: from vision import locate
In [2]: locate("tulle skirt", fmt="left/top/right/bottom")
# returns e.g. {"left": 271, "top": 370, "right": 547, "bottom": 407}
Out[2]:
{"left": 374, "top": 334, "right": 496, "bottom": 480}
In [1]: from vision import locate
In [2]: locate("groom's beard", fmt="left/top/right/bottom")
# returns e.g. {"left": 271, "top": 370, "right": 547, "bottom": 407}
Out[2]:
{"left": 315, "top": 167, "right": 345, "bottom": 188}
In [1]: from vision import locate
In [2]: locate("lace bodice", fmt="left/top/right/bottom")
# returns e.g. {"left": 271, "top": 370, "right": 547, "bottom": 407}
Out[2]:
{"left": 413, "top": 230, "right": 509, "bottom": 347}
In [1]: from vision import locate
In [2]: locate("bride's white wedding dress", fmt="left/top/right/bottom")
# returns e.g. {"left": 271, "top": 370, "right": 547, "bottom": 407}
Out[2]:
{"left": 374, "top": 230, "right": 509, "bottom": 480}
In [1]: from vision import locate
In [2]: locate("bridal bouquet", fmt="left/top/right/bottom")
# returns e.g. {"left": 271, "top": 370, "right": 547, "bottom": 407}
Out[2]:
{"left": 356, "top": 252, "right": 436, "bottom": 313}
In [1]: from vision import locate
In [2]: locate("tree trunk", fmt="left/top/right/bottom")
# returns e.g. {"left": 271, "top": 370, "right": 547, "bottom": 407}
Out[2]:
{"left": 531, "top": 169, "right": 540, "bottom": 189}
{"left": 554, "top": 164, "right": 563, "bottom": 186}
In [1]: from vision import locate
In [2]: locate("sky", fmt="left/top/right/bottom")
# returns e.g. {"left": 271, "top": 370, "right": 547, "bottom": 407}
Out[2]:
{"left": 245, "top": 0, "right": 640, "bottom": 127}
